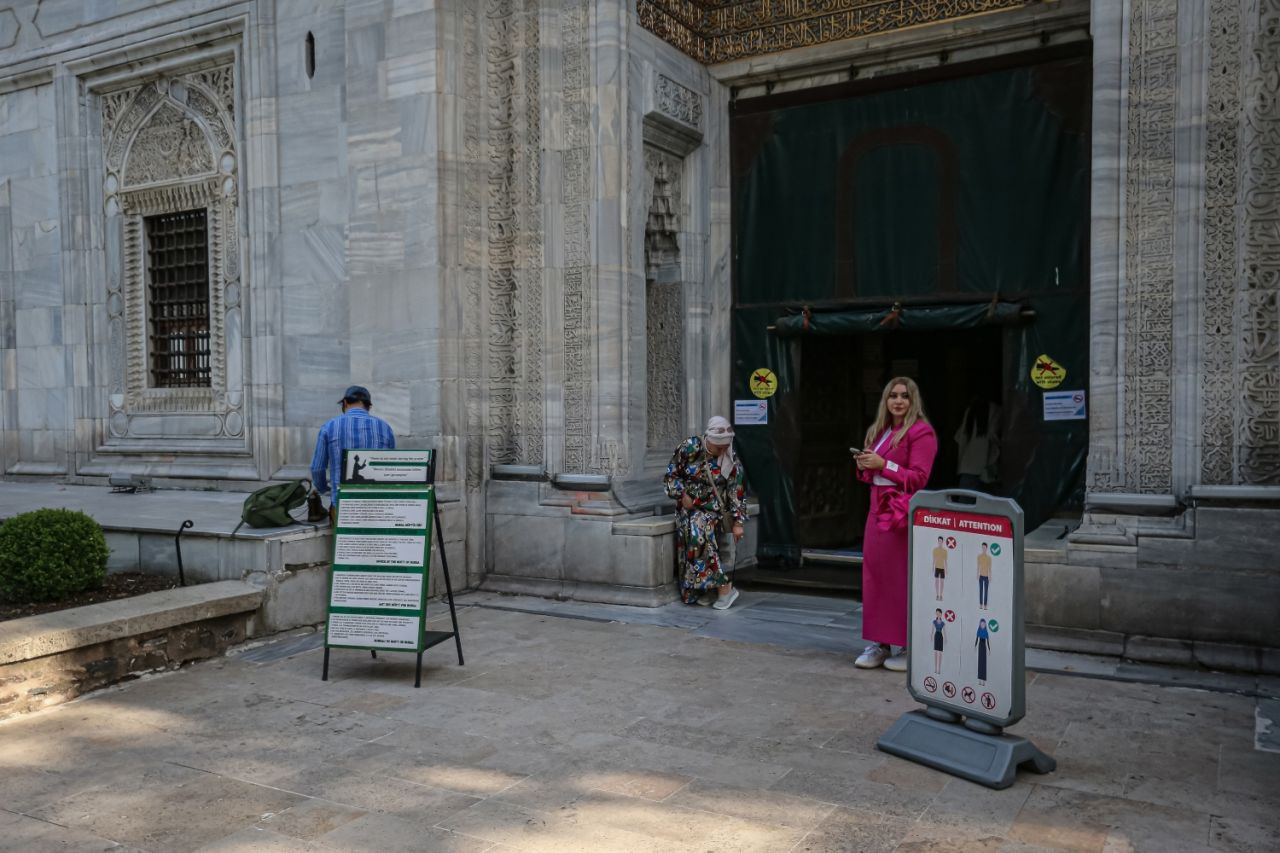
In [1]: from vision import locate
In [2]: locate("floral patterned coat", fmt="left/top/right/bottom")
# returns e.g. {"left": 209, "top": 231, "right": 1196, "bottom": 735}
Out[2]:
{"left": 663, "top": 436, "right": 748, "bottom": 526}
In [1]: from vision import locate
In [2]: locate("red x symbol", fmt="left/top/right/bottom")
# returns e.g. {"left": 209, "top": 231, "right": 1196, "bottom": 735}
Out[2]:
{"left": 946, "top": 537, "right": 957, "bottom": 549}
{"left": 944, "top": 610, "right": 956, "bottom": 622}
{"left": 1035, "top": 359, "right": 1060, "bottom": 375}
{"left": 752, "top": 372, "right": 773, "bottom": 387}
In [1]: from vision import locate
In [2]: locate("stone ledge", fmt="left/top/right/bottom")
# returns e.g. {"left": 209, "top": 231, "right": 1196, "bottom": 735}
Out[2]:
{"left": 612, "top": 515, "right": 677, "bottom": 536}
{"left": 480, "top": 573, "right": 678, "bottom": 607}
{"left": 1026, "top": 624, "right": 1126, "bottom": 657}
{"left": 1030, "top": 624, "right": 1280, "bottom": 676}
{"left": 0, "top": 580, "right": 263, "bottom": 665}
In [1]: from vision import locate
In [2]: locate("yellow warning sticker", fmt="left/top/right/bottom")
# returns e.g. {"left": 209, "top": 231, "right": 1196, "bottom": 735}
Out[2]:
{"left": 749, "top": 368, "right": 778, "bottom": 399}
{"left": 1031, "top": 354, "right": 1067, "bottom": 390}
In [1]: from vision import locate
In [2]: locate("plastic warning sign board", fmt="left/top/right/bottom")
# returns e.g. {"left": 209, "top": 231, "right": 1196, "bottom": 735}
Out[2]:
{"left": 907, "top": 491, "right": 1026, "bottom": 728}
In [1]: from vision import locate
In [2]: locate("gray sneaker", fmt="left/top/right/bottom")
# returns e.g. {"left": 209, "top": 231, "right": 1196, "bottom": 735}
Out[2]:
{"left": 855, "top": 644, "right": 888, "bottom": 669}
{"left": 712, "top": 588, "right": 740, "bottom": 610}
{"left": 884, "top": 648, "right": 908, "bottom": 672}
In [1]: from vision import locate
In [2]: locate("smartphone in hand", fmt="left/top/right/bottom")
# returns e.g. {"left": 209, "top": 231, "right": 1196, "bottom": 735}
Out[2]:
{"left": 849, "top": 447, "right": 864, "bottom": 455}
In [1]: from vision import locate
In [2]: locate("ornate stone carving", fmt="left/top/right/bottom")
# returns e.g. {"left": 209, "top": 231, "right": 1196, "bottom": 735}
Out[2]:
{"left": 637, "top": 0, "right": 1031, "bottom": 64}
{"left": 486, "top": 0, "right": 521, "bottom": 468}
{"left": 459, "top": 0, "right": 545, "bottom": 483}
{"left": 484, "top": 0, "right": 545, "bottom": 468}
{"left": 124, "top": 102, "right": 215, "bottom": 186}
{"left": 643, "top": 146, "right": 681, "bottom": 274}
{"left": 562, "top": 0, "right": 593, "bottom": 473}
{"left": 462, "top": 1, "right": 486, "bottom": 487}
{"left": 520, "top": 1, "right": 545, "bottom": 467}
{"left": 655, "top": 74, "right": 702, "bottom": 130}
{"left": 1120, "top": 0, "right": 1178, "bottom": 494}
{"left": 99, "top": 62, "right": 242, "bottom": 428}
{"left": 644, "top": 146, "right": 685, "bottom": 452}
{"left": 1200, "top": 0, "right": 1242, "bottom": 484}
{"left": 1235, "top": 0, "right": 1280, "bottom": 483}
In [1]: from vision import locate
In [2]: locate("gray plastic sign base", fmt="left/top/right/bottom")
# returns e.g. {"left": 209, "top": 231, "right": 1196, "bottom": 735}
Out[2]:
{"left": 877, "top": 710, "right": 1056, "bottom": 790}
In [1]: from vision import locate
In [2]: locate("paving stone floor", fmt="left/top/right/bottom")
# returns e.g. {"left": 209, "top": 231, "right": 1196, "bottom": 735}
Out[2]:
{"left": 1, "top": 596, "right": 1278, "bottom": 852}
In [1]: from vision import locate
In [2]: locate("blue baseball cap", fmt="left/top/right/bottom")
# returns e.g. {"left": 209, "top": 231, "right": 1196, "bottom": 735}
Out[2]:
{"left": 341, "top": 385, "right": 372, "bottom": 405}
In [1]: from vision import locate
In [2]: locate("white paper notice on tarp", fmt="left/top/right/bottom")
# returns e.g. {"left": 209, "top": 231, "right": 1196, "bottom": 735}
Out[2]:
{"left": 337, "top": 497, "right": 429, "bottom": 530}
{"left": 330, "top": 570, "right": 423, "bottom": 610}
{"left": 909, "top": 508, "right": 1015, "bottom": 720}
{"left": 1043, "top": 389, "right": 1086, "bottom": 421}
{"left": 326, "top": 612, "right": 420, "bottom": 649}
{"left": 734, "top": 399, "right": 768, "bottom": 425}
{"left": 334, "top": 534, "right": 425, "bottom": 568}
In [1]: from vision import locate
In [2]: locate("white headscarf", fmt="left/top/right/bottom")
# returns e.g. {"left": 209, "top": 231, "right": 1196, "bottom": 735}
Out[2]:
{"left": 703, "top": 415, "right": 736, "bottom": 474}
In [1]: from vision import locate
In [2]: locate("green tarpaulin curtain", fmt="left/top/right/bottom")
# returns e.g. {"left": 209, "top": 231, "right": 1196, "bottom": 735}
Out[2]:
{"left": 731, "top": 53, "right": 1091, "bottom": 561}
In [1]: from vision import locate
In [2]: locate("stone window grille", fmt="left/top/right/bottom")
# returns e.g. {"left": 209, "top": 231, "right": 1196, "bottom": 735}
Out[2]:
{"left": 144, "top": 210, "right": 212, "bottom": 388}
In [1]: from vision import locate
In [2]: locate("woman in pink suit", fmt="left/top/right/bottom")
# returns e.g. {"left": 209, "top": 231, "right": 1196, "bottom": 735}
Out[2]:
{"left": 853, "top": 377, "right": 937, "bottom": 671}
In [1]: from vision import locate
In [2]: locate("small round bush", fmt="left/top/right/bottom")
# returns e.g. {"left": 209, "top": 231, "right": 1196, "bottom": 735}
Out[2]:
{"left": 0, "top": 508, "right": 109, "bottom": 603}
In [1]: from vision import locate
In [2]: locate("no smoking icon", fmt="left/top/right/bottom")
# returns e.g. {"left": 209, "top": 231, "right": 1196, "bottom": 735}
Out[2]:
{"left": 942, "top": 681, "right": 957, "bottom": 698}
{"left": 923, "top": 676, "right": 937, "bottom": 693}
{"left": 945, "top": 537, "right": 957, "bottom": 549}
{"left": 981, "top": 692, "right": 997, "bottom": 710}
{"left": 962, "top": 687, "right": 976, "bottom": 704}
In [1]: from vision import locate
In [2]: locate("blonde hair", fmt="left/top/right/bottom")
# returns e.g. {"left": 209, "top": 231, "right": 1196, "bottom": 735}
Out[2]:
{"left": 864, "top": 376, "right": 927, "bottom": 450}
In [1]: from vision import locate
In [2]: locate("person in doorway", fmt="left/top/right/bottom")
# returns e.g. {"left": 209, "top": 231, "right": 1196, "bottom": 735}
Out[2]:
{"left": 310, "top": 385, "right": 396, "bottom": 523}
{"left": 932, "top": 535, "right": 948, "bottom": 601}
{"left": 977, "top": 542, "right": 992, "bottom": 611}
{"left": 853, "top": 377, "right": 938, "bottom": 671}
{"left": 954, "top": 394, "right": 1000, "bottom": 491}
{"left": 932, "top": 608, "right": 946, "bottom": 675}
{"left": 975, "top": 618, "right": 992, "bottom": 685}
{"left": 663, "top": 416, "right": 748, "bottom": 609}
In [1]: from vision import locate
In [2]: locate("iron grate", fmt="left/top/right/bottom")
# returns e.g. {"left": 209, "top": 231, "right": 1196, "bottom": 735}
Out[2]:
{"left": 145, "top": 209, "right": 211, "bottom": 388}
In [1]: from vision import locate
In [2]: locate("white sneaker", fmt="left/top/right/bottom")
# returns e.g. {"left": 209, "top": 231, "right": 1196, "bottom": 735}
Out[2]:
{"left": 712, "top": 588, "right": 740, "bottom": 610}
{"left": 884, "top": 649, "right": 908, "bottom": 672}
{"left": 855, "top": 644, "right": 888, "bottom": 669}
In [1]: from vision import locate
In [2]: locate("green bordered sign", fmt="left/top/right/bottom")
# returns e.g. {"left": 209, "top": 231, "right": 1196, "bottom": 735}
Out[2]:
{"left": 325, "top": 449, "right": 434, "bottom": 654}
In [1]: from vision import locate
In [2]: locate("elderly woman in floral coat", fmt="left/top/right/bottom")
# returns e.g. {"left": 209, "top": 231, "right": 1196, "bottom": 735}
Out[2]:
{"left": 664, "top": 416, "right": 748, "bottom": 610}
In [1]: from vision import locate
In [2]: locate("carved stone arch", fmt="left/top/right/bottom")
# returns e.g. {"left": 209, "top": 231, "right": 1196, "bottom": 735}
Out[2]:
{"left": 97, "top": 60, "right": 245, "bottom": 441}
{"left": 122, "top": 95, "right": 218, "bottom": 187}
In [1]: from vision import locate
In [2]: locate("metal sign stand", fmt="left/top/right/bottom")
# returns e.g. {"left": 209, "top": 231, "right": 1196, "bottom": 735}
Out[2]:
{"left": 876, "top": 490, "right": 1055, "bottom": 789}
{"left": 321, "top": 449, "right": 464, "bottom": 688}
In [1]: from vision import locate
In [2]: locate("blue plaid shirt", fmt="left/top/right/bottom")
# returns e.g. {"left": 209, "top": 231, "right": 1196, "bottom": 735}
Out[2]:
{"left": 310, "top": 408, "right": 396, "bottom": 496}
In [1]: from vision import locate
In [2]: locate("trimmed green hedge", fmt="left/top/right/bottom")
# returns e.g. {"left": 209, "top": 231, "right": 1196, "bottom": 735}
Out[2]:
{"left": 0, "top": 509, "right": 109, "bottom": 603}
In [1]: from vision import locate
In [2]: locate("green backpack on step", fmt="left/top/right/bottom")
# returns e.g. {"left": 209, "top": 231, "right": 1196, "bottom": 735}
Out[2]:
{"left": 232, "top": 479, "right": 312, "bottom": 534}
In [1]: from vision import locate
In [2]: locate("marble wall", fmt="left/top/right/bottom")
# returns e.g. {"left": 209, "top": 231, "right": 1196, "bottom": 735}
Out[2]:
{"left": 0, "top": 81, "right": 63, "bottom": 476}
{"left": 1, "top": 0, "right": 1275, "bottom": 636}
{"left": 272, "top": 0, "right": 444, "bottom": 473}
{"left": 1084, "top": 0, "right": 1280, "bottom": 511}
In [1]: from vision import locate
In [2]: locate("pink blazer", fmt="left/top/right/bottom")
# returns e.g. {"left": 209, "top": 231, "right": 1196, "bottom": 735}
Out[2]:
{"left": 858, "top": 420, "right": 938, "bottom": 529}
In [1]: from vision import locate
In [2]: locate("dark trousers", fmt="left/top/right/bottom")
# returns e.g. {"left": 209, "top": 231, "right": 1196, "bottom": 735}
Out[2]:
{"left": 978, "top": 575, "right": 990, "bottom": 607}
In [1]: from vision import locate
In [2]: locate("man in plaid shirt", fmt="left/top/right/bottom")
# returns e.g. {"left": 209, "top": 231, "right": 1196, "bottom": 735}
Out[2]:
{"left": 310, "top": 385, "right": 396, "bottom": 519}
